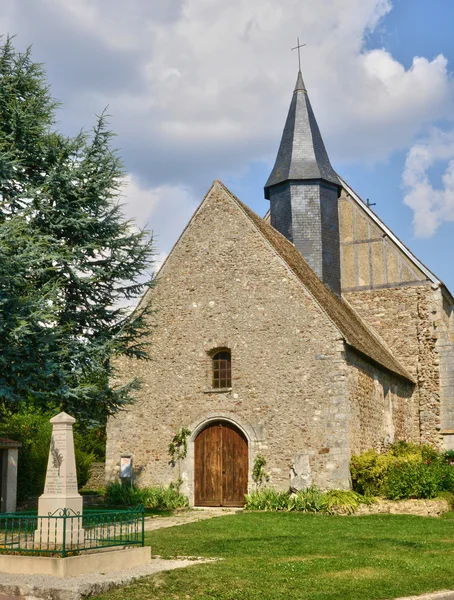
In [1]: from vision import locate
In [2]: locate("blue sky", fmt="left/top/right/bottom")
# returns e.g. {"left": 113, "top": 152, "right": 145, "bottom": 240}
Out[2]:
{"left": 227, "top": 0, "right": 454, "bottom": 290}
{"left": 1, "top": 0, "right": 454, "bottom": 291}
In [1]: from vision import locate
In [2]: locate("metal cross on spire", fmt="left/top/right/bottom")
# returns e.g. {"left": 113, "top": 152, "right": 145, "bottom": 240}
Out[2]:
{"left": 291, "top": 37, "right": 306, "bottom": 72}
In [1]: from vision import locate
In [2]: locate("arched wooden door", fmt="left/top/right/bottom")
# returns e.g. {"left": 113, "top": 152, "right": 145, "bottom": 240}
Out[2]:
{"left": 194, "top": 421, "right": 248, "bottom": 507}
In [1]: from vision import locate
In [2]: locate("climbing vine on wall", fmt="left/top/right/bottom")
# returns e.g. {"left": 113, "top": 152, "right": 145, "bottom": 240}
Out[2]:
{"left": 252, "top": 454, "right": 270, "bottom": 489}
{"left": 168, "top": 427, "right": 191, "bottom": 490}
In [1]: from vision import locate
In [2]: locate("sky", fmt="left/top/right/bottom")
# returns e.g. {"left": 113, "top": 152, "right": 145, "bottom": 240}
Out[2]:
{"left": 1, "top": 0, "right": 454, "bottom": 291}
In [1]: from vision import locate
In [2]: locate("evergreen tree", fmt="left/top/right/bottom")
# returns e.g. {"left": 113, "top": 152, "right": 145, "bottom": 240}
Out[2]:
{"left": 0, "top": 37, "right": 155, "bottom": 423}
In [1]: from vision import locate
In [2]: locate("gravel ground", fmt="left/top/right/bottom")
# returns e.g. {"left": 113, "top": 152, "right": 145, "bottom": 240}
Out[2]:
{"left": 0, "top": 557, "right": 213, "bottom": 599}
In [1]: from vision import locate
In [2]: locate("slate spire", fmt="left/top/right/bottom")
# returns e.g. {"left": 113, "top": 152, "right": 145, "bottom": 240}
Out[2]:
{"left": 265, "top": 70, "right": 341, "bottom": 295}
{"left": 265, "top": 70, "right": 339, "bottom": 196}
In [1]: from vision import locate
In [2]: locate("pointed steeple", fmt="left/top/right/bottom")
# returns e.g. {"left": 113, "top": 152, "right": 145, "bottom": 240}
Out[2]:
{"left": 264, "top": 71, "right": 339, "bottom": 198}
{"left": 294, "top": 69, "right": 306, "bottom": 92}
{"left": 264, "top": 71, "right": 341, "bottom": 295}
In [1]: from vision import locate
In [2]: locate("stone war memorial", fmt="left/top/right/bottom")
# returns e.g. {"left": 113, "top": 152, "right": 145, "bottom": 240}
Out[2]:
{"left": 35, "top": 412, "right": 84, "bottom": 547}
{"left": 0, "top": 412, "right": 149, "bottom": 578}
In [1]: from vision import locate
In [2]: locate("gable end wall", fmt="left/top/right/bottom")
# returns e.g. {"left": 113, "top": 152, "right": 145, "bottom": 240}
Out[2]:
{"left": 106, "top": 185, "right": 353, "bottom": 499}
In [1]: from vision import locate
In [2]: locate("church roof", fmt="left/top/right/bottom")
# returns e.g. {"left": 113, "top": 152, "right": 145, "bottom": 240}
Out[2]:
{"left": 215, "top": 182, "right": 414, "bottom": 382}
{"left": 264, "top": 70, "right": 340, "bottom": 198}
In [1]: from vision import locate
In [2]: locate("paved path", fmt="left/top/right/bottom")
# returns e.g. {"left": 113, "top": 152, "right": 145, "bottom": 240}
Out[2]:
{"left": 144, "top": 507, "right": 241, "bottom": 531}
{"left": 0, "top": 557, "right": 213, "bottom": 600}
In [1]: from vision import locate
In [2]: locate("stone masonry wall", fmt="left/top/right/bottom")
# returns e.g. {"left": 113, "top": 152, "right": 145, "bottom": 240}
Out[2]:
{"left": 106, "top": 183, "right": 352, "bottom": 501}
{"left": 344, "top": 284, "right": 442, "bottom": 448}
{"left": 437, "top": 289, "right": 454, "bottom": 449}
{"left": 346, "top": 350, "right": 417, "bottom": 455}
{"left": 83, "top": 462, "right": 105, "bottom": 491}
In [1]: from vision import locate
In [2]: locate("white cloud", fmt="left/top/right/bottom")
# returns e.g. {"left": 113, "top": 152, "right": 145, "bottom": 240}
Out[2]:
{"left": 2, "top": 0, "right": 454, "bottom": 250}
{"left": 3, "top": 1, "right": 452, "bottom": 181}
{"left": 402, "top": 129, "right": 454, "bottom": 238}
{"left": 119, "top": 174, "right": 199, "bottom": 256}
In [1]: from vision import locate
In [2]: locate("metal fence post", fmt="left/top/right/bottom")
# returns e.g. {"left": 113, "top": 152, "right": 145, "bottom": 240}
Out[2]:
{"left": 141, "top": 505, "right": 145, "bottom": 547}
{"left": 61, "top": 509, "right": 67, "bottom": 558}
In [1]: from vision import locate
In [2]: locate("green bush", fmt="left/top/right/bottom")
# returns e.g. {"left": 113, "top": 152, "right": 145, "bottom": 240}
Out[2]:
{"left": 244, "top": 489, "right": 290, "bottom": 511}
{"left": 351, "top": 442, "right": 454, "bottom": 501}
{"left": 288, "top": 487, "right": 326, "bottom": 513}
{"left": 385, "top": 459, "right": 454, "bottom": 500}
{"left": 0, "top": 410, "right": 94, "bottom": 501}
{"left": 350, "top": 449, "right": 399, "bottom": 496}
{"left": 104, "top": 482, "right": 189, "bottom": 509}
{"left": 323, "top": 489, "right": 375, "bottom": 515}
{"left": 444, "top": 450, "right": 454, "bottom": 464}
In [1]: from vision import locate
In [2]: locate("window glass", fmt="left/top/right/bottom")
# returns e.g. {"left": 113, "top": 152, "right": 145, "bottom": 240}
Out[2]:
{"left": 212, "top": 351, "right": 231, "bottom": 388}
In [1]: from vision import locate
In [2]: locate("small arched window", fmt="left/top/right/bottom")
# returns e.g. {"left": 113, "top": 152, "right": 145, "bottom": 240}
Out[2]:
{"left": 212, "top": 350, "right": 232, "bottom": 389}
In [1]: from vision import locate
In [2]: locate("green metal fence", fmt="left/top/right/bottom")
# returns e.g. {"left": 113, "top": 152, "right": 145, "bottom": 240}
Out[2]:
{"left": 0, "top": 505, "right": 145, "bottom": 558}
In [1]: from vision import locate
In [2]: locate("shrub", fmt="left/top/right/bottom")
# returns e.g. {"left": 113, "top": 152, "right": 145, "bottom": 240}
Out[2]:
{"left": 74, "top": 446, "right": 95, "bottom": 489}
{"left": 323, "top": 490, "right": 375, "bottom": 515}
{"left": 385, "top": 459, "right": 454, "bottom": 500}
{"left": 288, "top": 487, "right": 326, "bottom": 513}
{"left": 244, "top": 487, "right": 373, "bottom": 514}
{"left": 351, "top": 442, "right": 454, "bottom": 501}
{"left": 244, "top": 489, "right": 290, "bottom": 511}
{"left": 141, "top": 486, "right": 189, "bottom": 510}
{"left": 350, "top": 450, "right": 399, "bottom": 496}
{"left": 104, "top": 482, "right": 189, "bottom": 509}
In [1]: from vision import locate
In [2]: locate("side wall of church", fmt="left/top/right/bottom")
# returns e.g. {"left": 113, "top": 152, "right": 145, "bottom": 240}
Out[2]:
{"left": 344, "top": 284, "right": 442, "bottom": 448}
{"left": 437, "top": 289, "right": 454, "bottom": 449}
{"left": 346, "top": 350, "right": 417, "bottom": 455}
{"left": 106, "top": 186, "right": 353, "bottom": 501}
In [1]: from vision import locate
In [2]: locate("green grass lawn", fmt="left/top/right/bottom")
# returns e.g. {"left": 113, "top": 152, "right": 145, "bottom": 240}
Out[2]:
{"left": 92, "top": 512, "right": 454, "bottom": 600}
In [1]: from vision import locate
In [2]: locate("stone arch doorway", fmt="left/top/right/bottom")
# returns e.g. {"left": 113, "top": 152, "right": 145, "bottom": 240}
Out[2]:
{"left": 194, "top": 421, "right": 248, "bottom": 507}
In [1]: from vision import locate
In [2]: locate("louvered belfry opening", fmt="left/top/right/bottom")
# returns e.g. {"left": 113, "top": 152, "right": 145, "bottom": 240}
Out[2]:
{"left": 212, "top": 350, "right": 232, "bottom": 389}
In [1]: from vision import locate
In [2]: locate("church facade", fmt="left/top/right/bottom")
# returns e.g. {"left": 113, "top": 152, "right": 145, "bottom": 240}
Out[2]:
{"left": 106, "top": 71, "right": 454, "bottom": 507}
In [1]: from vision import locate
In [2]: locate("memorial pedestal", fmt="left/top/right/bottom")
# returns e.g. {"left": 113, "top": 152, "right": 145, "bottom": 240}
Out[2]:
{"left": 35, "top": 413, "right": 85, "bottom": 547}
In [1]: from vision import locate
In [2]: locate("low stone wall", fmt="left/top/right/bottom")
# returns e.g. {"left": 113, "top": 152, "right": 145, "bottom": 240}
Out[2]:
{"left": 84, "top": 462, "right": 105, "bottom": 490}
{"left": 0, "top": 546, "right": 150, "bottom": 578}
{"left": 356, "top": 498, "right": 449, "bottom": 518}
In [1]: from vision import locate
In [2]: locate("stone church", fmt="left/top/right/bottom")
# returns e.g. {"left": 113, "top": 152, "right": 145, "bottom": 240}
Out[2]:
{"left": 106, "top": 70, "right": 454, "bottom": 507}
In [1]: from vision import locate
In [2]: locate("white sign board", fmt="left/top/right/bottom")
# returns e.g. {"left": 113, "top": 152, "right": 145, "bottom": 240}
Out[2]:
{"left": 120, "top": 455, "right": 133, "bottom": 479}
